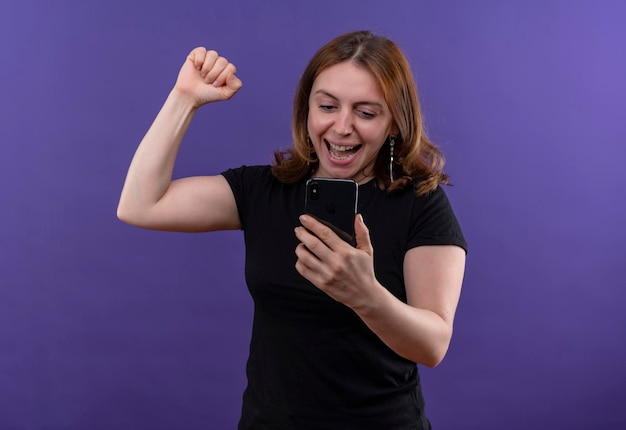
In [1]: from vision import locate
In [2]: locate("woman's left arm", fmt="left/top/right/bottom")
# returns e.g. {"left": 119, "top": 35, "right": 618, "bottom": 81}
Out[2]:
{"left": 295, "top": 214, "right": 466, "bottom": 368}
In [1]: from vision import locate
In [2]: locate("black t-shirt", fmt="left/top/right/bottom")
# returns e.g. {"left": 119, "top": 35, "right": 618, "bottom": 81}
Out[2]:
{"left": 222, "top": 165, "right": 467, "bottom": 430}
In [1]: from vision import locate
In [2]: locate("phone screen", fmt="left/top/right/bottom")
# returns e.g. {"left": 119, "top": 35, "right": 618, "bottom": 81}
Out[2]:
{"left": 304, "top": 178, "right": 358, "bottom": 245}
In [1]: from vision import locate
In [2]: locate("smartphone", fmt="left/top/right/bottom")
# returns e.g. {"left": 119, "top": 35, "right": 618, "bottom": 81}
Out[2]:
{"left": 304, "top": 178, "right": 358, "bottom": 246}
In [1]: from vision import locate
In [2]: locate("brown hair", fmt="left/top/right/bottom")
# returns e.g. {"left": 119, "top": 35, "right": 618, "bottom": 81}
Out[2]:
{"left": 271, "top": 30, "right": 448, "bottom": 195}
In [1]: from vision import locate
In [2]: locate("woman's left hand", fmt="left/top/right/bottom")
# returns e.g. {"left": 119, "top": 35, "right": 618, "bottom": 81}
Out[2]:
{"left": 294, "top": 214, "right": 380, "bottom": 310}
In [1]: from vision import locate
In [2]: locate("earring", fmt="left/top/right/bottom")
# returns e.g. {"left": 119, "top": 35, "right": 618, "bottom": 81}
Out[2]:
{"left": 389, "top": 136, "right": 396, "bottom": 182}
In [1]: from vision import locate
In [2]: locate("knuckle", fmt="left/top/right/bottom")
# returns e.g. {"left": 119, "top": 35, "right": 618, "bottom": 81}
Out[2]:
{"left": 306, "top": 240, "right": 321, "bottom": 254}
{"left": 317, "top": 225, "right": 333, "bottom": 241}
{"left": 319, "top": 273, "right": 335, "bottom": 288}
{"left": 327, "top": 258, "right": 345, "bottom": 275}
{"left": 336, "top": 247, "right": 353, "bottom": 261}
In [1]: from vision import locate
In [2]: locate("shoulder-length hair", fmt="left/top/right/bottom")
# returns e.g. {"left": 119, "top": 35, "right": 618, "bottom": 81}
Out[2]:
{"left": 271, "top": 30, "right": 448, "bottom": 196}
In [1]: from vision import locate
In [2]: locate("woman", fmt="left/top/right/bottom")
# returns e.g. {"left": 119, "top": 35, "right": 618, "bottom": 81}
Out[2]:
{"left": 118, "top": 30, "right": 467, "bottom": 430}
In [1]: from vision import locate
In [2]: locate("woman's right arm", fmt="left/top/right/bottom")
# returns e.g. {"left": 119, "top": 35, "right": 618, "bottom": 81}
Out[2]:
{"left": 117, "top": 48, "right": 243, "bottom": 232}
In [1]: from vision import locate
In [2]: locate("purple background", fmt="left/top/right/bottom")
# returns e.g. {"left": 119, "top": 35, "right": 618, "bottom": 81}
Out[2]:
{"left": 2, "top": 0, "right": 625, "bottom": 428}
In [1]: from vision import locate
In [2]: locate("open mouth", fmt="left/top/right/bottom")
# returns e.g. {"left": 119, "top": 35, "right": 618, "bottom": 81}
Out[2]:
{"left": 326, "top": 140, "right": 362, "bottom": 161}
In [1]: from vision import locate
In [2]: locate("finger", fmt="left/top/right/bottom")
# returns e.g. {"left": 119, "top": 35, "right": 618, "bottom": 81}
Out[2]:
{"left": 294, "top": 225, "right": 328, "bottom": 259}
{"left": 203, "top": 56, "right": 228, "bottom": 85}
{"left": 200, "top": 50, "right": 219, "bottom": 80}
{"left": 212, "top": 62, "right": 236, "bottom": 88}
{"left": 295, "top": 219, "right": 339, "bottom": 260}
{"left": 187, "top": 47, "right": 207, "bottom": 70}
{"left": 354, "top": 214, "right": 373, "bottom": 255}
{"left": 299, "top": 214, "right": 343, "bottom": 251}
{"left": 294, "top": 243, "right": 315, "bottom": 273}
{"left": 294, "top": 254, "right": 314, "bottom": 283}
{"left": 226, "top": 72, "right": 243, "bottom": 93}
{"left": 294, "top": 242, "right": 319, "bottom": 266}
{"left": 294, "top": 243, "right": 326, "bottom": 284}
{"left": 218, "top": 72, "right": 243, "bottom": 100}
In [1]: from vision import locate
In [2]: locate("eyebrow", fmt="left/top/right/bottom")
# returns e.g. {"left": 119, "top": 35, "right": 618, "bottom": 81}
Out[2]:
{"left": 313, "top": 90, "right": 384, "bottom": 109}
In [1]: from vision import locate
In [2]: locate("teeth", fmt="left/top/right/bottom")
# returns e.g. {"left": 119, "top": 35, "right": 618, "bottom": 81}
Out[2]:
{"left": 327, "top": 141, "right": 359, "bottom": 161}
{"left": 328, "top": 142, "right": 356, "bottom": 151}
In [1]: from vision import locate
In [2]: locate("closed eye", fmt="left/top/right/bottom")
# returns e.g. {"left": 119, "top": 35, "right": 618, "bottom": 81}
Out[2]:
{"left": 357, "top": 110, "right": 376, "bottom": 119}
{"left": 319, "top": 104, "right": 336, "bottom": 112}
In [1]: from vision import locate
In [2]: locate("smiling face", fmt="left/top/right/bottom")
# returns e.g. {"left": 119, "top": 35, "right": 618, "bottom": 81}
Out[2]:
{"left": 307, "top": 61, "right": 397, "bottom": 183}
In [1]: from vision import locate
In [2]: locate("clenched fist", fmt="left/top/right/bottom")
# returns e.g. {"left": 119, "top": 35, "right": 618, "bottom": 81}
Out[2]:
{"left": 173, "top": 47, "right": 243, "bottom": 108}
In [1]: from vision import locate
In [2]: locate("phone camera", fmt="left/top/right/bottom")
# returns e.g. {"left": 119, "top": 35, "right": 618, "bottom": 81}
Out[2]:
{"left": 310, "top": 182, "right": 320, "bottom": 200}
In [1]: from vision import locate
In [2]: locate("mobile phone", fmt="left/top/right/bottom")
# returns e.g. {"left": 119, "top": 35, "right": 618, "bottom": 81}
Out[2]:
{"left": 304, "top": 178, "right": 358, "bottom": 246}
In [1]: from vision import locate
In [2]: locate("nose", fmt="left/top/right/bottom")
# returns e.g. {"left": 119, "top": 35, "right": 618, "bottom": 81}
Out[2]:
{"left": 333, "top": 109, "right": 353, "bottom": 136}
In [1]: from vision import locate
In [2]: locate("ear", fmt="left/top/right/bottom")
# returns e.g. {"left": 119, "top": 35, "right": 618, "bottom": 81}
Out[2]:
{"left": 390, "top": 123, "right": 400, "bottom": 137}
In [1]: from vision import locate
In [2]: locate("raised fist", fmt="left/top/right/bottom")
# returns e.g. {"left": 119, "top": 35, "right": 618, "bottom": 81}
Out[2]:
{"left": 174, "top": 47, "right": 243, "bottom": 107}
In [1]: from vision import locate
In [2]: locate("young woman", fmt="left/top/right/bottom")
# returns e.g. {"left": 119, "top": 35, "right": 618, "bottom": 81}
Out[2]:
{"left": 118, "top": 30, "right": 467, "bottom": 430}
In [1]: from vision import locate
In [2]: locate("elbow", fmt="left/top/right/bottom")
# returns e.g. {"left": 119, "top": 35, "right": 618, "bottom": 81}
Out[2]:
{"left": 422, "top": 344, "right": 449, "bottom": 368}
{"left": 117, "top": 202, "right": 163, "bottom": 230}
{"left": 420, "top": 328, "right": 453, "bottom": 368}
{"left": 420, "top": 343, "right": 449, "bottom": 369}
{"left": 401, "top": 341, "right": 449, "bottom": 368}
{"left": 116, "top": 203, "right": 131, "bottom": 224}
{"left": 116, "top": 202, "right": 141, "bottom": 226}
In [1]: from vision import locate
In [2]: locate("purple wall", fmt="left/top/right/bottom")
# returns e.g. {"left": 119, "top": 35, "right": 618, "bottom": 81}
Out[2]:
{"left": 2, "top": 0, "right": 625, "bottom": 428}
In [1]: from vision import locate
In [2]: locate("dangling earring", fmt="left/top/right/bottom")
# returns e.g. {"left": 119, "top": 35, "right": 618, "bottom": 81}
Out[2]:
{"left": 389, "top": 136, "right": 396, "bottom": 182}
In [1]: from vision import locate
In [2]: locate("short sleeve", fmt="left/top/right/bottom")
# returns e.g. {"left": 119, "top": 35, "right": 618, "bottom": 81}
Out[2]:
{"left": 221, "top": 165, "right": 271, "bottom": 229}
{"left": 408, "top": 187, "right": 468, "bottom": 254}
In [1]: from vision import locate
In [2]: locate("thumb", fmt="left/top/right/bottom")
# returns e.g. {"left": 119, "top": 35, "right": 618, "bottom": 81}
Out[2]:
{"left": 354, "top": 214, "right": 373, "bottom": 255}
{"left": 223, "top": 73, "right": 243, "bottom": 98}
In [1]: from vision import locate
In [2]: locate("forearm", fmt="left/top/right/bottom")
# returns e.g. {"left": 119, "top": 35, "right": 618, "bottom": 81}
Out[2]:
{"left": 117, "top": 90, "right": 197, "bottom": 219}
{"left": 353, "top": 285, "right": 452, "bottom": 367}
